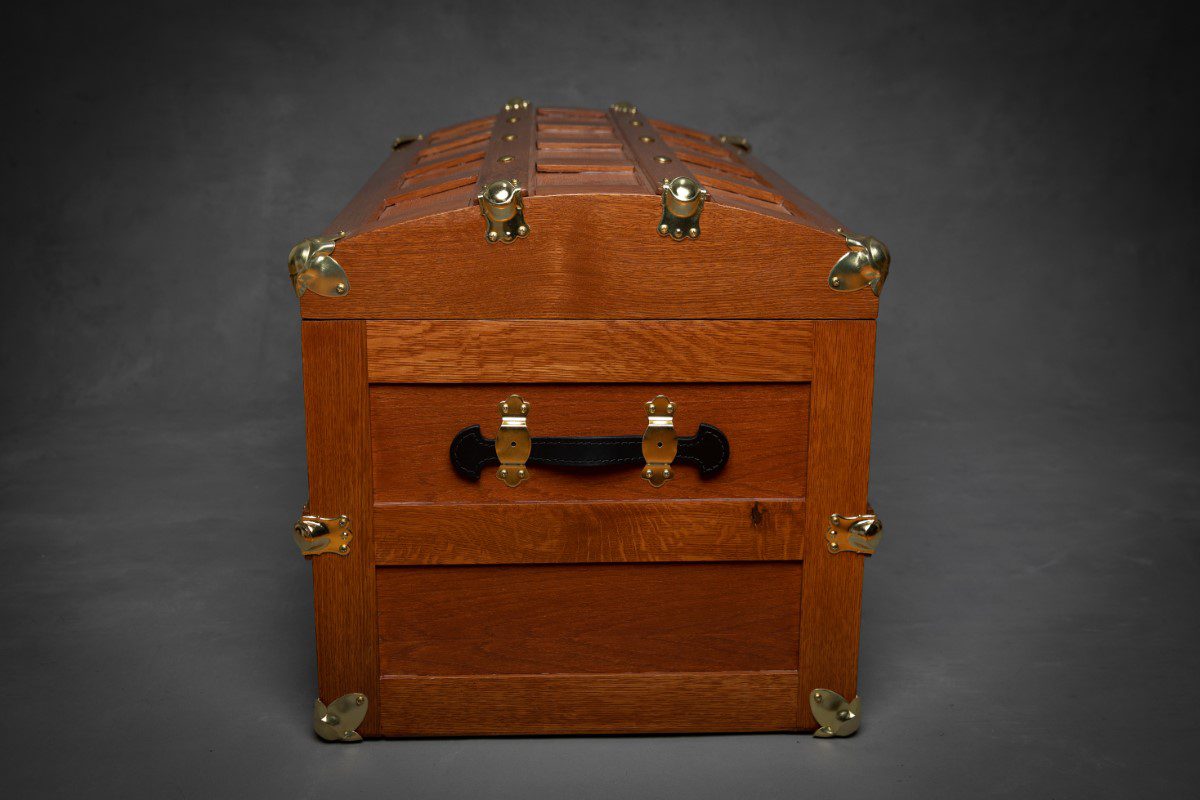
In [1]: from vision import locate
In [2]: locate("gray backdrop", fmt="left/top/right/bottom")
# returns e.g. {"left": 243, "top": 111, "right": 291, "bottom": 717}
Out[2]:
{"left": 4, "top": 0, "right": 1197, "bottom": 796}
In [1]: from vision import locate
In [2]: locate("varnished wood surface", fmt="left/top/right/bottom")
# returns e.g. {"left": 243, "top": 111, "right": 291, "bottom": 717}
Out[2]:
{"left": 301, "top": 321, "right": 380, "bottom": 735}
{"left": 370, "top": 383, "right": 810, "bottom": 503}
{"left": 364, "top": 320, "right": 814, "bottom": 383}
{"left": 320, "top": 142, "right": 426, "bottom": 239}
{"left": 377, "top": 562, "right": 802, "bottom": 675}
{"left": 299, "top": 195, "right": 876, "bottom": 320}
{"left": 797, "top": 321, "right": 874, "bottom": 729}
{"left": 378, "top": 671, "right": 801, "bottom": 735}
{"left": 372, "top": 498, "right": 804, "bottom": 564}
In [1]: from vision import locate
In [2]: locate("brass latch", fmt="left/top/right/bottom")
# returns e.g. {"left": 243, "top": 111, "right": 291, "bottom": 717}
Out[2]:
{"left": 313, "top": 693, "right": 368, "bottom": 742}
{"left": 288, "top": 233, "right": 349, "bottom": 298}
{"left": 496, "top": 394, "right": 531, "bottom": 487}
{"left": 659, "top": 177, "right": 707, "bottom": 240}
{"left": 810, "top": 689, "right": 861, "bottom": 738}
{"left": 478, "top": 179, "right": 529, "bottom": 243}
{"left": 642, "top": 395, "right": 678, "bottom": 487}
{"left": 828, "top": 228, "right": 890, "bottom": 296}
{"left": 294, "top": 514, "right": 353, "bottom": 556}
{"left": 718, "top": 133, "right": 751, "bottom": 152}
{"left": 827, "top": 513, "right": 882, "bottom": 555}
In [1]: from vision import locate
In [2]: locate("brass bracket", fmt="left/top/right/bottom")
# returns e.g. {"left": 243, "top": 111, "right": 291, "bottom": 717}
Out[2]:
{"left": 810, "top": 689, "right": 861, "bottom": 738}
{"left": 313, "top": 693, "right": 368, "bottom": 742}
{"left": 294, "top": 514, "right": 352, "bottom": 557}
{"left": 718, "top": 133, "right": 751, "bottom": 152}
{"left": 642, "top": 395, "right": 678, "bottom": 488}
{"left": 288, "top": 233, "right": 349, "bottom": 298}
{"left": 478, "top": 179, "right": 529, "bottom": 243}
{"left": 659, "top": 177, "right": 707, "bottom": 240}
{"left": 828, "top": 228, "right": 890, "bottom": 297}
{"left": 827, "top": 513, "right": 882, "bottom": 555}
{"left": 392, "top": 134, "right": 424, "bottom": 150}
{"left": 496, "top": 394, "right": 531, "bottom": 487}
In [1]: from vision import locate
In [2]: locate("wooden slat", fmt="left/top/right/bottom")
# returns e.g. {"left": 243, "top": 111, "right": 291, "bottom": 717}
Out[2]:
{"left": 365, "top": 320, "right": 814, "bottom": 383}
{"left": 797, "top": 320, "right": 875, "bottom": 729}
{"left": 301, "top": 321, "right": 380, "bottom": 736}
{"left": 370, "top": 383, "right": 810, "bottom": 504}
{"left": 722, "top": 143, "right": 846, "bottom": 232}
{"left": 377, "top": 562, "right": 802, "bottom": 675}
{"left": 476, "top": 100, "right": 536, "bottom": 197}
{"left": 373, "top": 498, "right": 804, "bottom": 564}
{"left": 378, "top": 671, "right": 799, "bottom": 735}
{"left": 321, "top": 141, "right": 427, "bottom": 238}
{"left": 607, "top": 107, "right": 700, "bottom": 195}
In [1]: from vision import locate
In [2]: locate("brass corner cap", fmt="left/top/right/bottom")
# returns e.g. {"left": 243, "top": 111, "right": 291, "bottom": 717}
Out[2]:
{"left": 288, "top": 233, "right": 349, "bottom": 299}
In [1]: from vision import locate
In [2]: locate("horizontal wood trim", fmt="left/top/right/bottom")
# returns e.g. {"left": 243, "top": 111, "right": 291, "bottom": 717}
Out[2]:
{"left": 377, "top": 562, "right": 801, "bottom": 675}
{"left": 365, "top": 320, "right": 814, "bottom": 383}
{"left": 378, "top": 671, "right": 801, "bottom": 735}
{"left": 370, "top": 383, "right": 810, "bottom": 503}
{"left": 373, "top": 498, "right": 804, "bottom": 564}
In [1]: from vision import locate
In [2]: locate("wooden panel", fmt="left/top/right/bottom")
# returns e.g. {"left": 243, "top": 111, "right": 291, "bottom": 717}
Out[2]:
{"left": 299, "top": 196, "right": 873, "bottom": 320}
{"left": 373, "top": 498, "right": 804, "bottom": 564}
{"left": 370, "top": 383, "right": 809, "bottom": 503}
{"left": 365, "top": 320, "right": 813, "bottom": 383}
{"left": 797, "top": 320, "right": 875, "bottom": 729}
{"left": 379, "top": 671, "right": 799, "bottom": 735}
{"left": 377, "top": 562, "right": 801, "bottom": 675}
{"left": 301, "top": 321, "right": 380, "bottom": 736}
{"left": 321, "top": 143, "right": 426, "bottom": 238}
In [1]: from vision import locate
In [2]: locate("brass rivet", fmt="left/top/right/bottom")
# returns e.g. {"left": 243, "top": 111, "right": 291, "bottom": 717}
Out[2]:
{"left": 663, "top": 468, "right": 671, "bottom": 478}
{"left": 500, "top": 468, "right": 508, "bottom": 477}
{"left": 655, "top": 155, "right": 671, "bottom": 163}
{"left": 829, "top": 514, "right": 838, "bottom": 524}
{"left": 518, "top": 469, "right": 526, "bottom": 477}
{"left": 507, "top": 116, "right": 519, "bottom": 123}
{"left": 639, "top": 136, "right": 655, "bottom": 143}
{"left": 338, "top": 544, "right": 349, "bottom": 553}
{"left": 658, "top": 223, "right": 669, "bottom": 235}
{"left": 517, "top": 225, "right": 528, "bottom": 235}
{"left": 688, "top": 228, "right": 698, "bottom": 238}
{"left": 813, "top": 692, "right": 822, "bottom": 701}
{"left": 356, "top": 695, "right": 365, "bottom": 705}
{"left": 838, "top": 710, "right": 851, "bottom": 720}
{"left": 830, "top": 542, "right": 840, "bottom": 551}
{"left": 502, "top": 133, "right": 517, "bottom": 141}
{"left": 343, "top": 731, "right": 353, "bottom": 739}
{"left": 831, "top": 276, "right": 841, "bottom": 287}
{"left": 335, "top": 283, "right": 347, "bottom": 294}
{"left": 631, "top": 119, "right": 643, "bottom": 126}
{"left": 487, "top": 230, "right": 499, "bottom": 241}
{"left": 498, "top": 155, "right": 514, "bottom": 163}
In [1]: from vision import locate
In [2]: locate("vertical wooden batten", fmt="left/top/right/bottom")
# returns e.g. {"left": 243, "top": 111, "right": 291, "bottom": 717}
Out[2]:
{"left": 797, "top": 320, "right": 875, "bottom": 730}
{"left": 302, "top": 320, "right": 380, "bottom": 737}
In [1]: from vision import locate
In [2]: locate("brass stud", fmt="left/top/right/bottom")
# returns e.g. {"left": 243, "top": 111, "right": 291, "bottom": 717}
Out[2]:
{"left": 639, "top": 136, "right": 655, "bottom": 143}
{"left": 502, "top": 133, "right": 517, "bottom": 142}
{"left": 338, "top": 543, "right": 349, "bottom": 553}
{"left": 507, "top": 116, "right": 519, "bottom": 124}
{"left": 631, "top": 119, "right": 643, "bottom": 126}
{"left": 655, "top": 155, "right": 671, "bottom": 163}
{"left": 356, "top": 695, "right": 365, "bottom": 705}
{"left": 498, "top": 155, "right": 514, "bottom": 163}
{"left": 335, "top": 283, "right": 347, "bottom": 294}
{"left": 658, "top": 223, "right": 669, "bottom": 235}
{"left": 831, "top": 276, "right": 841, "bottom": 287}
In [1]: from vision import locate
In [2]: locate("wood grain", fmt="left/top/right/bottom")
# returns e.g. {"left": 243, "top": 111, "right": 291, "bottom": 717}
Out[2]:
{"left": 378, "top": 671, "right": 799, "bottom": 735}
{"left": 301, "top": 321, "right": 380, "bottom": 736}
{"left": 299, "top": 195, "right": 877, "bottom": 320}
{"left": 797, "top": 320, "right": 875, "bottom": 729}
{"left": 369, "top": 383, "right": 810, "bottom": 503}
{"left": 377, "top": 562, "right": 802, "bottom": 675}
{"left": 364, "top": 320, "right": 814, "bottom": 383}
{"left": 372, "top": 498, "right": 804, "bottom": 564}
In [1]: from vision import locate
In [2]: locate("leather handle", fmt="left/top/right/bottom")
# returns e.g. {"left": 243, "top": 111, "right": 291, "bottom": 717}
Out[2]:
{"left": 449, "top": 424, "right": 730, "bottom": 481}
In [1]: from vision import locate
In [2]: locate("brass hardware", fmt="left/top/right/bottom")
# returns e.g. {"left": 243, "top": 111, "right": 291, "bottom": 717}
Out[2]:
{"left": 392, "top": 134, "right": 424, "bottom": 150}
{"left": 659, "top": 177, "right": 707, "bottom": 240}
{"left": 504, "top": 97, "right": 530, "bottom": 112}
{"left": 610, "top": 101, "right": 638, "bottom": 114}
{"left": 502, "top": 133, "right": 517, "bottom": 142}
{"left": 654, "top": 155, "right": 672, "bottom": 164}
{"left": 496, "top": 394, "right": 531, "bottom": 487}
{"left": 506, "top": 116, "right": 519, "bottom": 124}
{"left": 477, "top": 179, "right": 529, "bottom": 243}
{"left": 718, "top": 134, "right": 751, "bottom": 152}
{"left": 497, "top": 155, "right": 514, "bottom": 163}
{"left": 829, "top": 228, "right": 890, "bottom": 297}
{"left": 313, "top": 694, "right": 368, "bottom": 743}
{"left": 294, "top": 514, "right": 353, "bottom": 557}
{"left": 630, "top": 119, "right": 643, "bottom": 126}
{"left": 827, "top": 513, "right": 882, "bottom": 555}
{"left": 642, "top": 395, "right": 678, "bottom": 488}
{"left": 288, "top": 233, "right": 349, "bottom": 298}
{"left": 810, "top": 689, "right": 860, "bottom": 738}
{"left": 639, "top": 136, "right": 655, "bottom": 143}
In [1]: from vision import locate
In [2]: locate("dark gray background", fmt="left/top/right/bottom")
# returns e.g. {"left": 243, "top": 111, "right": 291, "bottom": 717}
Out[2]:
{"left": 4, "top": 0, "right": 1197, "bottom": 796}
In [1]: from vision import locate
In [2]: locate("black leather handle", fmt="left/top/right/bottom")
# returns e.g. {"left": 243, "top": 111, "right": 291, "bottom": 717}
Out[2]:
{"left": 449, "top": 424, "right": 729, "bottom": 481}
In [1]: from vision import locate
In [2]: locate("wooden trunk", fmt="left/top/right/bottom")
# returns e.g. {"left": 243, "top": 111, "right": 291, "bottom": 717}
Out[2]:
{"left": 292, "top": 102, "right": 887, "bottom": 739}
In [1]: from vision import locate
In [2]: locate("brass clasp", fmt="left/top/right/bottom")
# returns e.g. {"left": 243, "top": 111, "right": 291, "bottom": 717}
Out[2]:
{"left": 496, "top": 395, "right": 531, "bottom": 487}
{"left": 478, "top": 179, "right": 529, "bottom": 243}
{"left": 659, "top": 177, "right": 707, "bottom": 240}
{"left": 294, "top": 514, "right": 353, "bottom": 556}
{"left": 642, "top": 395, "right": 678, "bottom": 487}
{"left": 827, "top": 513, "right": 882, "bottom": 555}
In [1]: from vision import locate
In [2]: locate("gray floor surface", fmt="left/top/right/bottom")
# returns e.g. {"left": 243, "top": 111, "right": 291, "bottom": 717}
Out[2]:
{"left": 2, "top": 402, "right": 1197, "bottom": 798}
